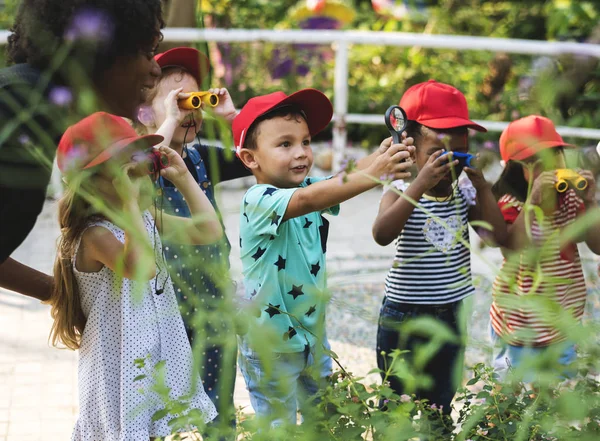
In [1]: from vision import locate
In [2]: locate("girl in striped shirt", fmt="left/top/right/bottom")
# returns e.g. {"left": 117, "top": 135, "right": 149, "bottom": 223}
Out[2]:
{"left": 490, "top": 115, "right": 600, "bottom": 381}
{"left": 372, "top": 80, "right": 507, "bottom": 414}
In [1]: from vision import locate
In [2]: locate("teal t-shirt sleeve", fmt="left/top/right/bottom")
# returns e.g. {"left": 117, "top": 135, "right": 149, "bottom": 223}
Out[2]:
{"left": 304, "top": 176, "right": 340, "bottom": 216}
{"left": 244, "top": 185, "right": 298, "bottom": 237}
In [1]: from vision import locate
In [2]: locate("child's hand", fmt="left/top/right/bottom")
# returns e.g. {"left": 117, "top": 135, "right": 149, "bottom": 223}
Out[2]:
{"left": 576, "top": 169, "right": 597, "bottom": 205}
{"left": 156, "top": 145, "right": 189, "bottom": 184}
{"left": 463, "top": 158, "right": 489, "bottom": 191}
{"left": 413, "top": 150, "right": 458, "bottom": 191}
{"left": 366, "top": 142, "right": 413, "bottom": 181}
{"left": 528, "top": 171, "right": 557, "bottom": 205}
{"left": 164, "top": 87, "right": 187, "bottom": 123}
{"left": 377, "top": 134, "right": 415, "bottom": 158}
{"left": 209, "top": 88, "right": 237, "bottom": 122}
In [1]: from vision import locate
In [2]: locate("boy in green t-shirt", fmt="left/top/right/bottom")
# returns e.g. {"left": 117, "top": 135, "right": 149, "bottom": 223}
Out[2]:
{"left": 233, "top": 88, "right": 413, "bottom": 427}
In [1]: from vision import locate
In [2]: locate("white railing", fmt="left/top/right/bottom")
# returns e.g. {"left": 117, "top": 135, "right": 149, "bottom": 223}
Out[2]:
{"left": 1, "top": 28, "right": 599, "bottom": 169}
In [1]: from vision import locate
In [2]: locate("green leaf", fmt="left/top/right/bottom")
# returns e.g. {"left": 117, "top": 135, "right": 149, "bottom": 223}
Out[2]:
{"left": 151, "top": 408, "right": 169, "bottom": 422}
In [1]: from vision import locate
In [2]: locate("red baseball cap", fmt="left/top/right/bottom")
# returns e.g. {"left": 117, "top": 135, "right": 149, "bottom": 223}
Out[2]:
{"left": 154, "top": 47, "right": 210, "bottom": 85}
{"left": 399, "top": 80, "right": 486, "bottom": 132}
{"left": 233, "top": 89, "right": 333, "bottom": 153}
{"left": 499, "top": 115, "right": 575, "bottom": 162}
{"left": 57, "top": 112, "right": 164, "bottom": 173}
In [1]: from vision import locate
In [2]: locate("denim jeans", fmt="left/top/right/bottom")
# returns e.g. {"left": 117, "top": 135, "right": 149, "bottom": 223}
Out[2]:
{"left": 489, "top": 325, "right": 577, "bottom": 382}
{"left": 238, "top": 335, "right": 333, "bottom": 428}
{"left": 376, "top": 297, "right": 464, "bottom": 413}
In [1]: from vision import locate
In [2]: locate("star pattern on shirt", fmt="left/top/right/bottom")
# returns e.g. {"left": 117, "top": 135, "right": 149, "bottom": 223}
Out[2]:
{"left": 250, "top": 289, "right": 258, "bottom": 298}
{"left": 288, "top": 284, "right": 304, "bottom": 300}
{"left": 303, "top": 218, "right": 313, "bottom": 229}
{"left": 264, "top": 303, "right": 281, "bottom": 318}
{"left": 283, "top": 326, "right": 297, "bottom": 341}
{"left": 263, "top": 187, "right": 278, "bottom": 196}
{"left": 251, "top": 247, "right": 266, "bottom": 261}
{"left": 243, "top": 199, "right": 249, "bottom": 222}
{"left": 274, "top": 255, "right": 287, "bottom": 271}
{"left": 269, "top": 211, "right": 281, "bottom": 226}
{"left": 305, "top": 305, "right": 317, "bottom": 317}
{"left": 269, "top": 235, "right": 275, "bottom": 241}
{"left": 310, "top": 262, "right": 321, "bottom": 277}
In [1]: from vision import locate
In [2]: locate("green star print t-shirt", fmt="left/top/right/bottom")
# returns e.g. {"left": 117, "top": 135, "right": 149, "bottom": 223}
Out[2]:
{"left": 239, "top": 177, "right": 339, "bottom": 353}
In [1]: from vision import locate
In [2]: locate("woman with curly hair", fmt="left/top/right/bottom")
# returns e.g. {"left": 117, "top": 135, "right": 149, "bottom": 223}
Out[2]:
{"left": 0, "top": 0, "right": 164, "bottom": 302}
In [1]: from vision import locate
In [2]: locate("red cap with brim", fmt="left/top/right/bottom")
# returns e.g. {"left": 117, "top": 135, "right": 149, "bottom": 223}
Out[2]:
{"left": 57, "top": 112, "right": 164, "bottom": 174}
{"left": 154, "top": 47, "right": 210, "bottom": 85}
{"left": 233, "top": 89, "right": 333, "bottom": 153}
{"left": 399, "top": 80, "right": 487, "bottom": 132}
{"left": 499, "top": 115, "right": 575, "bottom": 162}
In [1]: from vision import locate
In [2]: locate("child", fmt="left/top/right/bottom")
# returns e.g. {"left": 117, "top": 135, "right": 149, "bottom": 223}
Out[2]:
{"left": 49, "top": 112, "right": 220, "bottom": 440}
{"left": 372, "top": 80, "right": 507, "bottom": 413}
{"left": 136, "top": 47, "right": 251, "bottom": 432}
{"left": 233, "top": 88, "right": 413, "bottom": 427}
{"left": 490, "top": 115, "right": 600, "bottom": 380}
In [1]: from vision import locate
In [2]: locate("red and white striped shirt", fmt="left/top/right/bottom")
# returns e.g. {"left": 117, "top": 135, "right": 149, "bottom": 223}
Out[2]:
{"left": 490, "top": 190, "right": 587, "bottom": 346}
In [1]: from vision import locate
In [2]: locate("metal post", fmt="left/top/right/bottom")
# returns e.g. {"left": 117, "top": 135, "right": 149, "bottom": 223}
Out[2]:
{"left": 332, "top": 40, "right": 349, "bottom": 173}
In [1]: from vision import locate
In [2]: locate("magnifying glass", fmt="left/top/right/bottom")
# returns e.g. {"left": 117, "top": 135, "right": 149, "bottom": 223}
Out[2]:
{"left": 384, "top": 105, "right": 408, "bottom": 144}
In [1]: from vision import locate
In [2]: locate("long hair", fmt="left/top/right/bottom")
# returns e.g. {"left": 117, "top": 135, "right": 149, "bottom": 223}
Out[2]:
{"left": 492, "top": 160, "right": 529, "bottom": 202}
{"left": 49, "top": 186, "right": 100, "bottom": 350}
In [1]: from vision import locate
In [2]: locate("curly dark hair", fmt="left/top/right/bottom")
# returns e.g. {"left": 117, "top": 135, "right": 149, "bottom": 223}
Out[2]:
{"left": 7, "top": 0, "right": 164, "bottom": 79}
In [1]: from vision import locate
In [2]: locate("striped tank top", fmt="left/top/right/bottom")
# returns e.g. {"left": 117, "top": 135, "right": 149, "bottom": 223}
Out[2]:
{"left": 384, "top": 179, "right": 476, "bottom": 305}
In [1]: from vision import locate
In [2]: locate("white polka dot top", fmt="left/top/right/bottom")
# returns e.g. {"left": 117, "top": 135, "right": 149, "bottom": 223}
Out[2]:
{"left": 71, "top": 211, "right": 217, "bottom": 441}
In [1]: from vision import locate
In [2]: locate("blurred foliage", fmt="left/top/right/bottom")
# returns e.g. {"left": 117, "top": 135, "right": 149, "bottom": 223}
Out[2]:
{"left": 195, "top": 0, "right": 600, "bottom": 148}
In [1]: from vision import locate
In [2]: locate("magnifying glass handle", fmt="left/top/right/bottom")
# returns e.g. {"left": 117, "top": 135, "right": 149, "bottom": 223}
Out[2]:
{"left": 389, "top": 130, "right": 402, "bottom": 144}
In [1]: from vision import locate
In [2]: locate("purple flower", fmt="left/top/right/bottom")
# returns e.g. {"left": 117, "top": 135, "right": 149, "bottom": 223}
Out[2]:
{"left": 299, "top": 16, "right": 342, "bottom": 30}
{"left": 383, "top": 399, "right": 390, "bottom": 404}
{"left": 483, "top": 140, "right": 495, "bottom": 150}
{"left": 63, "top": 143, "right": 88, "bottom": 171}
{"left": 65, "top": 8, "right": 114, "bottom": 43}
{"left": 400, "top": 394, "right": 411, "bottom": 403}
{"left": 18, "top": 134, "right": 30, "bottom": 145}
{"left": 430, "top": 403, "right": 438, "bottom": 410}
{"left": 49, "top": 86, "right": 73, "bottom": 107}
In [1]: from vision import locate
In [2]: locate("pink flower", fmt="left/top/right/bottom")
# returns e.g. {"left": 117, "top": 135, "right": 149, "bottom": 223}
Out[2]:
{"left": 400, "top": 394, "right": 411, "bottom": 403}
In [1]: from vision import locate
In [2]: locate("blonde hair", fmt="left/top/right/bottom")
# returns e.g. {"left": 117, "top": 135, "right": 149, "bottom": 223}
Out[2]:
{"left": 48, "top": 186, "right": 101, "bottom": 350}
{"left": 134, "top": 65, "right": 195, "bottom": 135}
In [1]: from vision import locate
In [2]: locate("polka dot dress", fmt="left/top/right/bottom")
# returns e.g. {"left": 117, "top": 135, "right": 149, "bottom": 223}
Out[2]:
{"left": 70, "top": 211, "right": 217, "bottom": 441}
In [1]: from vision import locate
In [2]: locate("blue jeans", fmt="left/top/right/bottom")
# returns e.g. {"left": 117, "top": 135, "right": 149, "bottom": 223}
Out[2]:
{"left": 238, "top": 335, "right": 333, "bottom": 428}
{"left": 489, "top": 326, "right": 577, "bottom": 382}
{"left": 376, "top": 297, "right": 464, "bottom": 413}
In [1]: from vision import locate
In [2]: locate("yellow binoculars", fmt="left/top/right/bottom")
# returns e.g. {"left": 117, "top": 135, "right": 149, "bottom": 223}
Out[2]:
{"left": 555, "top": 169, "right": 587, "bottom": 193}
{"left": 178, "top": 92, "right": 219, "bottom": 110}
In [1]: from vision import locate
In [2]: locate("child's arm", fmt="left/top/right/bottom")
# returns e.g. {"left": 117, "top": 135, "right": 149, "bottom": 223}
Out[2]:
{"left": 464, "top": 167, "right": 508, "bottom": 247}
{"left": 501, "top": 171, "right": 556, "bottom": 251}
{"left": 84, "top": 195, "right": 157, "bottom": 281}
{"left": 154, "top": 146, "right": 223, "bottom": 245}
{"left": 154, "top": 87, "right": 187, "bottom": 146}
{"left": 575, "top": 169, "right": 600, "bottom": 254}
{"left": 284, "top": 142, "right": 412, "bottom": 221}
{"left": 355, "top": 135, "right": 414, "bottom": 172}
{"left": 372, "top": 149, "right": 459, "bottom": 246}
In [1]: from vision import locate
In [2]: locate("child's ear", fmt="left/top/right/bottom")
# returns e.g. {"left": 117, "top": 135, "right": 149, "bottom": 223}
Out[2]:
{"left": 238, "top": 148, "right": 259, "bottom": 170}
{"left": 137, "top": 105, "right": 156, "bottom": 128}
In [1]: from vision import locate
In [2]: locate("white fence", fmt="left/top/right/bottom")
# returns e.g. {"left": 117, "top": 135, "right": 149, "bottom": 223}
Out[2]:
{"left": 1, "top": 28, "right": 599, "bottom": 168}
